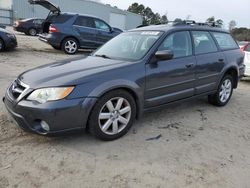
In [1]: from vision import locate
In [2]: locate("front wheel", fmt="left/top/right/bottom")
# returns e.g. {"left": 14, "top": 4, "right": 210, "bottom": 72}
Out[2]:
{"left": 208, "top": 75, "right": 234, "bottom": 106}
{"left": 88, "top": 90, "right": 136, "bottom": 141}
{"left": 28, "top": 28, "right": 37, "bottom": 36}
{"left": 61, "top": 38, "right": 79, "bottom": 55}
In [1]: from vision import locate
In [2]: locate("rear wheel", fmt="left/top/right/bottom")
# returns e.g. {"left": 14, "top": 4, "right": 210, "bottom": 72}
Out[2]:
{"left": 62, "top": 38, "right": 79, "bottom": 55}
{"left": 89, "top": 90, "right": 136, "bottom": 141}
{"left": 28, "top": 28, "right": 37, "bottom": 36}
{"left": 0, "top": 38, "right": 4, "bottom": 51}
{"left": 208, "top": 75, "right": 234, "bottom": 106}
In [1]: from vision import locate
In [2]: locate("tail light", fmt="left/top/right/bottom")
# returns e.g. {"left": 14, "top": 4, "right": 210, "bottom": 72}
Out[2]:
{"left": 49, "top": 25, "right": 58, "bottom": 33}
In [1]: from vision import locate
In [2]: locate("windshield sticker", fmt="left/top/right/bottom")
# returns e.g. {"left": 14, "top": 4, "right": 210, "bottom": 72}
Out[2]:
{"left": 141, "top": 31, "right": 160, "bottom": 36}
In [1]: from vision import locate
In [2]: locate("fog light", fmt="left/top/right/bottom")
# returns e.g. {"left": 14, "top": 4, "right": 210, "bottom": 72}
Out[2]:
{"left": 41, "top": 121, "right": 50, "bottom": 132}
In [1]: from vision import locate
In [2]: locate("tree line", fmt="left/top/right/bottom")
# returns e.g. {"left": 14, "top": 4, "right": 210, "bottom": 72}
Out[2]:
{"left": 128, "top": 3, "right": 249, "bottom": 41}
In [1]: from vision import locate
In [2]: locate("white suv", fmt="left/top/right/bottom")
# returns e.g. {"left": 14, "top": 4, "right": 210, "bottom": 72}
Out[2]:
{"left": 243, "top": 44, "right": 250, "bottom": 76}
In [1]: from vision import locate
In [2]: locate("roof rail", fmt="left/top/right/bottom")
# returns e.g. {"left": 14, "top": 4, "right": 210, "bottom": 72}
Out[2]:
{"left": 171, "top": 20, "right": 222, "bottom": 28}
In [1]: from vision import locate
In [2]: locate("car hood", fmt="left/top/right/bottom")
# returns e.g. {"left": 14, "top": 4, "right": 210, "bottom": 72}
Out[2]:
{"left": 18, "top": 56, "right": 131, "bottom": 88}
{"left": 0, "top": 28, "right": 13, "bottom": 34}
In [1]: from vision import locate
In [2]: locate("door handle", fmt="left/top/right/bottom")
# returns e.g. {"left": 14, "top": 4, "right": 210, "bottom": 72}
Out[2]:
{"left": 218, "top": 59, "right": 224, "bottom": 62}
{"left": 185, "top": 63, "right": 195, "bottom": 68}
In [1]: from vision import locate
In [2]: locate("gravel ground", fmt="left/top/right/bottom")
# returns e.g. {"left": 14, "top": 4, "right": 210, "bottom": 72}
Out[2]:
{"left": 0, "top": 29, "right": 250, "bottom": 188}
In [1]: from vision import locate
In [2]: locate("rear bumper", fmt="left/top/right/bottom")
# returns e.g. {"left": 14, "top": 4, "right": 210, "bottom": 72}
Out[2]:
{"left": 38, "top": 33, "right": 62, "bottom": 48}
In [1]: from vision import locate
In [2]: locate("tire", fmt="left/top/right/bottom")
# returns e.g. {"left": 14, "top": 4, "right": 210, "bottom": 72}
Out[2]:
{"left": 0, "top": 38, "right": 4, "bottom": 51}
{"left": 88, "top": 90, "right": 136, "bottom": 141}
{"left": 208, "top": 75, "right": 234, "bottom": 106}
{"left": 28, "top": 28, "right": 37, "bottom": 36}
{"left": 61, "top": 38, "right": 79, "bottom": 55}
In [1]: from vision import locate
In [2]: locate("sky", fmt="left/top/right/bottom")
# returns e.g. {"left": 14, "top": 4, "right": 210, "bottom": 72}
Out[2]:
{"left": 101, "top": 0, "right": 250, "bottom": 28}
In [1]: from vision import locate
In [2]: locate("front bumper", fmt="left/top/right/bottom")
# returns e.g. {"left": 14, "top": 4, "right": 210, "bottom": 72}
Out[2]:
{"left": 4, "top": 36, "right": 17, "bottom": 49}
{"left": 13, "top": 26, "right": 26, "bottom": 33}
{"left": 3, "top": 91, "right": 96, "bottom": 135}
{"left": 239, "top": 64, "right": 246, "bottom": 79}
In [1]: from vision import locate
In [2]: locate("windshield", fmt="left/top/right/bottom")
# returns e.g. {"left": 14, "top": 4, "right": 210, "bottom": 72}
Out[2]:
{"left": 93, "top": 31, "right": 163, "bottom": 61}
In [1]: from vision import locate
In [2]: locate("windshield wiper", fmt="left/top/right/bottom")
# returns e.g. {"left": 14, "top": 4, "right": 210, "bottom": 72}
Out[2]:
{"left": 94, "top": 54, "right": 111, "bottom": 59}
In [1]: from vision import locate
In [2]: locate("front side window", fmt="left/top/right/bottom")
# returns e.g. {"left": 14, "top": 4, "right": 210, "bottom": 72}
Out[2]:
{"left": 158, "top": 31, "right": 192, "bottom": 58}
{"left": 94, "top": 19, "right": 110, "bottom": 32}
{"left": 93, "top": 31, "right": 163, "bottom": 61}
{"left": 33, "top": 19, "right": 43, "bottom": 24}
{"left": 212, "top": 32, "right": 239, "bottom": 50}
{"left": 74, "top": 16, "right": 94, "bottom": 28}
{"left": 192, "top": 31, "right": 218, "bottom": 55}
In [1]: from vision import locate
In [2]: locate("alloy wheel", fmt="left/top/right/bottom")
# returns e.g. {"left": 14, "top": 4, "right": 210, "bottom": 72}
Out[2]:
{"left": 98, "top": 97, "right": 131, "bottom": 135}
{"left": 219, "top": 79, "right": 232, "bottom": 103}
{"left": 64, "top": 40, "right": 77, "bottom": 54}
{"left": 29, "top": 28, "right": 37, "bottom": 36}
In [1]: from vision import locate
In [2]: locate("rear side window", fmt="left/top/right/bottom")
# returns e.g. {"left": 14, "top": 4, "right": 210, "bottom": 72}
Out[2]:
{"left": 158, "top": 31, "right": 192, "bottom": 58}
{"left": 47, "top": 14, "right": 72, "bottom": 24}
{"left": 212, "top": 32, "right": 239, "bottom": 50}
{"left": 192, "top": 31, "right": 218, "bottom": 55}
{"left": 74, "top": 16, "right": 95, "bottom": 28}
{"left": 94, "top": 19, "right": 110, "bottom": 32}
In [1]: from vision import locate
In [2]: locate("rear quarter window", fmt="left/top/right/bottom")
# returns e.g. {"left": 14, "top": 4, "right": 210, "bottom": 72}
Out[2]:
{"left": 212, "top": 32, "right": 238, "bottom": 50}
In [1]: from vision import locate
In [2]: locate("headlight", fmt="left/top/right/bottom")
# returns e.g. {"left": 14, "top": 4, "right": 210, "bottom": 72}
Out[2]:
{"left": 27, "top": 87, "right": 74, "bottom": 104}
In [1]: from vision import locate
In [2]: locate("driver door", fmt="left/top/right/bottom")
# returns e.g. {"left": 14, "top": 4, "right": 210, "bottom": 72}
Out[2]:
{"left": 145, "top": 31, "right": 196, "bottom": 108}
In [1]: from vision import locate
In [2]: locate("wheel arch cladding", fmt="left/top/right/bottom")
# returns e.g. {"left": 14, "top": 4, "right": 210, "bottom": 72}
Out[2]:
{"left": 224, "top": 67, "right": 238, "bottom": 88}
{"left": 61, "top": 36, "right": 79, "bottom": 47}
{"left": 88, "top": 80, "right": 144, "bottom": 119}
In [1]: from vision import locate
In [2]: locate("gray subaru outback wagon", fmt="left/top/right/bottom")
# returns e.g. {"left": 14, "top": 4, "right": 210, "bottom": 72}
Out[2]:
{"left": 3, "top": 21, "right": 245, "bottom": 140}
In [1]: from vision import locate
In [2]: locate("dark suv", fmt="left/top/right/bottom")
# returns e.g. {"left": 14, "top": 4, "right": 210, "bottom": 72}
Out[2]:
{"left": 3, "top": 22, "right": 245, "bottom": 140}
{"left": 29, "top": 0, "right": 122, "bottom": 54}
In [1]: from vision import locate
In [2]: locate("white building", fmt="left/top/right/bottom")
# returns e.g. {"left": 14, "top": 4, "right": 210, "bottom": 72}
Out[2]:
{"left": 0, "top": 0, "right": 142, "bottom": 30}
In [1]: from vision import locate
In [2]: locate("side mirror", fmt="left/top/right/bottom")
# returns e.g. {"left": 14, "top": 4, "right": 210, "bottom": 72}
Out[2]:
{"left": 110, "top": 27, "right": 114, "bottom": 33}
{"left": 155, "top": 50, "right": 174, "bottom": 61}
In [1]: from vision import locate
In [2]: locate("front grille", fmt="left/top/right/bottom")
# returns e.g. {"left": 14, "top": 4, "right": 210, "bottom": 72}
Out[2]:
{"left": 9, "top": 80, "right": 27, "bottom": 100}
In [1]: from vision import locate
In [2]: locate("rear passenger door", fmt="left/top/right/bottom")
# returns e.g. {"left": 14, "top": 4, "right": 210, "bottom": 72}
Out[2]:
{"left": 73, "top": 16, "right": 97, "bottom": 48}
{"left": 192, "top": 31, "right": 225, "bottom": 95}
{"left": 94, "top": 19, "right": 113, "bottom": 47}
{"left": 33, "top": 19, "right": 43, "bottom": 31}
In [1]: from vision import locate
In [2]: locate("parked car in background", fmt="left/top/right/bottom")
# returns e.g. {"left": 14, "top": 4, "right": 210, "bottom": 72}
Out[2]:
{"left": 238, "top": 41, "right": 250, "bottom": 51}
{"left": 0, "top": 27, "right": 17, "bottom": 51}
{"left": 29, "top": 0, "right": 122, "bottom": 54}
{"left": 13, "top": 18, "right": 44, "bottom": 36}
{"left": 241, "top": 42, "right": 250, "bottom": 76}
{"left": 3, "top": 22, "right": 245, "bottom": 140}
